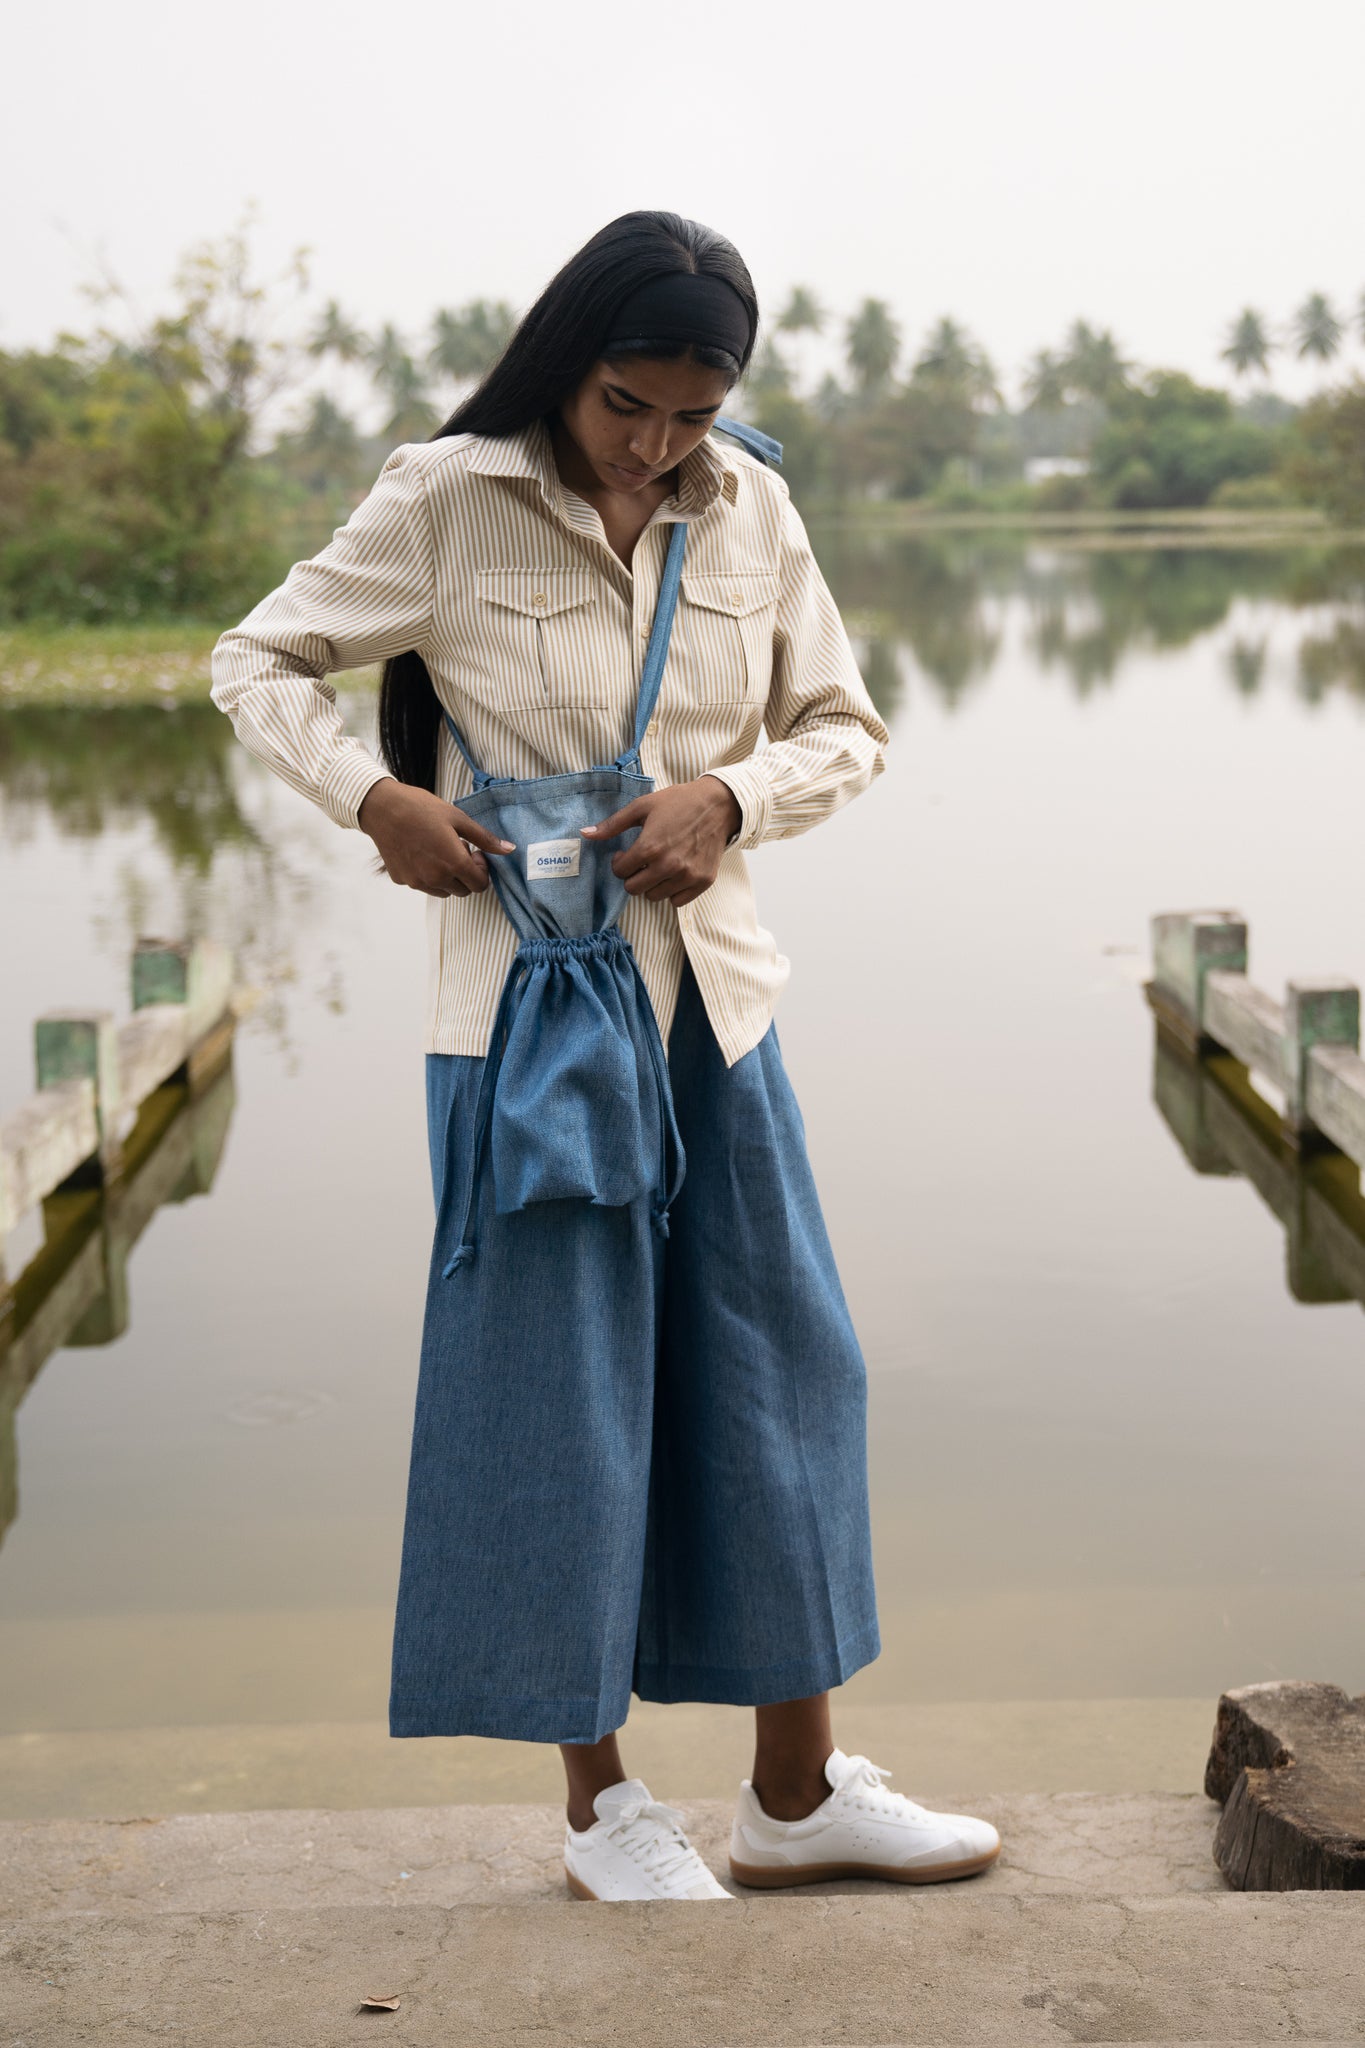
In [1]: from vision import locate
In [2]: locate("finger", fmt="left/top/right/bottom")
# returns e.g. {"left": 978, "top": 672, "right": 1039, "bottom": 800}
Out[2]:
{"left": 581, "top": 797, "right": 650, "bottom": 841}
{"left": 622, "top": 859, "right": 685, "bottom": 897}
{"left": 449, "top": 809, "right": 515, "bottom": 856}
{"left": 610, "top": 837, "right": 654, "bottom": 880}
{"left": 449, "top": 846, "right": 491, "bottom": 893}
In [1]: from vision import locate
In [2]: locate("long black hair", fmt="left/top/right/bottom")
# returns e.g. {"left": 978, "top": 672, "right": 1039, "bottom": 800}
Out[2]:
{"left": 377, "top": 211, "right": 759, "bottom": 793}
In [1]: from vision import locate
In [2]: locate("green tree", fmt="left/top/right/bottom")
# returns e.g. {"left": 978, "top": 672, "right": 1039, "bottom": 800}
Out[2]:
{"left": 1283, "top": 377, "right": 1365, "bottom": 523}
{"left": 428, "top": 300, "right": 516, "bottom": 384}
{"left": 0, "top": 222, "right": 312, "bottom": 619}
{"left": 845, "top": 299, "right": 900, "bottom": 394}
{"left": 1294, "top": 292, "right": 1343, "bottom": 365}
{"left": 1222, "top": 309, "right": 1273, "bottom": 380}
{"left": 1089, "top": 372, "right": 1279, "bottom": 508}
{"left": 913, "top": 318, "right": 999, "bottom": 408}
{"left": 747, "top": 339, "right": 793, "bottom": 395}
{"left": 307, "top": 299, "right": 369, "bottom": 366}
{"left": 776, "top": 286, "right": 825, "bottom": 337}
{"left": 369, "top": 325, "right": 435, "bottom": 440}
{"left": 1061, "top": 320, "right": 1130, "bottom": 404}
{"left": 1022, "top": 349, "right": 1069, "bottom": 412}
{"left": 273, "top": 392, "right": 364, "bottom": 495}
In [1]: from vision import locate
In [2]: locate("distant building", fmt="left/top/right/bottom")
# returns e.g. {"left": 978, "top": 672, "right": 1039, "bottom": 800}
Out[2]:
{"left": 1025, "top": 456, "right": 1090, "bottom": 484}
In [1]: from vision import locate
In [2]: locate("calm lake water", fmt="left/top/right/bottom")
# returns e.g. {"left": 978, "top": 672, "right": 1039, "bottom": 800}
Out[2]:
{"left": 3, "top": 531, "right": 1364, "bottom": 1737}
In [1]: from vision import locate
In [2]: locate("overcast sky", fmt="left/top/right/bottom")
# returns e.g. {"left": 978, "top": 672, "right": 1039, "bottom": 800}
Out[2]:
{"left": 6, "top": 0, "right": 1363, "bottom": 405}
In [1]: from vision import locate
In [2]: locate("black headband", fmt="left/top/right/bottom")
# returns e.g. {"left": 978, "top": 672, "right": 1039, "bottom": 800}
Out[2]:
{"left": 604, "top": 271, "right": 752, "bottom": 363}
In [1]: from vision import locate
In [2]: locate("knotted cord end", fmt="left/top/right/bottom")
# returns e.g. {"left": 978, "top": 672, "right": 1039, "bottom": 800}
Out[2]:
{"left": 442, "top": 1242, "right": 476, "bottom": 1278}
{"left": 650, "top": 1205, "right": 671, "bottom": 1240}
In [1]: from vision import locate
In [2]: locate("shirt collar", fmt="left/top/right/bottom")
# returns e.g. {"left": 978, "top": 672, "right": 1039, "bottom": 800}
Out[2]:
{"left": 462, "top": 418, "right": 738, "bottom": 522}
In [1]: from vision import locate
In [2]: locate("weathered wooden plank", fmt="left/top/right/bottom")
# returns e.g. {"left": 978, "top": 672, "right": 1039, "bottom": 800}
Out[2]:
{"left": 0, "top": 1080, "right": 97, "bottom": 1235}
{"left": 116, "top": 1006, "right": 190, "bottom": 1110}
{"left": 1205, "top": 1680, "right": 1365, "bottom": 1889}
{"left": 1305, "top": 1042, "right": 1365, "bottom": 1170}
{"left": 1203, "top": 970, "right": 1286, "bottom": 1090}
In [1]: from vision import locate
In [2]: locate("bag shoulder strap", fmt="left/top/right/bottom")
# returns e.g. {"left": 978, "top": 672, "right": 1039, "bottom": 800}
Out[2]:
{"left": 712, "top": 415, "right": 784, "bottom": 468}
{"left": 619, "top": 519, "right": 687, "bottom": 768}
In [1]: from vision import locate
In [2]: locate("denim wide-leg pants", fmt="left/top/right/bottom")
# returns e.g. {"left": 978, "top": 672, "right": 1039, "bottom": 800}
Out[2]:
{"left": 388, "top": 960, "right": 881, "bottom": 1744}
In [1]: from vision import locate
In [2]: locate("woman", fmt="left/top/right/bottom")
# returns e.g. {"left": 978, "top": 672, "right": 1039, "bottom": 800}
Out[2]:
{"left": 211, "top": 210, "right": 1001, "bottom": 1901}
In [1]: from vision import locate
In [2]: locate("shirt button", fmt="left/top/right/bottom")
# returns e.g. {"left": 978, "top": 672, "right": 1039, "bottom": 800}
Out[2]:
{"left": 731, "top": 594, "right": 743, "bottom": 610}
{"left": 532, "top": 592, "right": 547, "bottom": 609}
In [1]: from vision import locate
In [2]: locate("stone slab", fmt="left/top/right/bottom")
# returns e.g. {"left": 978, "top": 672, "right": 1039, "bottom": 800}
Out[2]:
{"left": 5, "top": 1892, "right": 1364, "bottom": 2046}
{"left": 0, "top": 1793, "right": 1223, "bottom": 1920}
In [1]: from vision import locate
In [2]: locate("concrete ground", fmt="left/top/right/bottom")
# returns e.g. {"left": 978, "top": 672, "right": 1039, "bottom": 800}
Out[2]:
{"left": 4, "top": 1701, "right": 1363, "bottom": 2044}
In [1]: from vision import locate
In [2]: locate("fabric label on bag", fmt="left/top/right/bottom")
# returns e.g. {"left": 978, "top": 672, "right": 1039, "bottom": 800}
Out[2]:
{"left": 527, "top": 837, "right": 582, "bottom": 881}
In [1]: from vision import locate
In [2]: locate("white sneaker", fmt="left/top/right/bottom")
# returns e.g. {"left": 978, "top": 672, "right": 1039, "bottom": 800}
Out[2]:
{"left": 564, "top": 1777, "right": 733, "bottom": 1901}
{"left": 729, "top": 1746, "right": 1001, "bottom": 1888}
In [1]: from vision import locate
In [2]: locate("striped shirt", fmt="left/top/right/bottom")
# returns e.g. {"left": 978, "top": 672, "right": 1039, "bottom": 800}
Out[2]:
{"left": 210, "top": 419, "right": 889, "bottom": 1065}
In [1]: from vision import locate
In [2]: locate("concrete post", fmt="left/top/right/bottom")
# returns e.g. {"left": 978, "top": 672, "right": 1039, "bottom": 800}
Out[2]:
{"left": 33, "top": 1011, "right": 123, "bottom": 1182}
{"left": 1149, "top": 910, "right": 1248, "bottom": 1047}
{"left": 1284, "top": 979, "right": 1360, "bottom": 1143}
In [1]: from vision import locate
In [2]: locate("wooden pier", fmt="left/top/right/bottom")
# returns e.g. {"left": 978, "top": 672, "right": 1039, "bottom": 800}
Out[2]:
{"left": 0, "top": 938, "right": 241, "bottom": 1551}
{"left": 1147, "top": 910, "right": 1365, "bottom": 1165}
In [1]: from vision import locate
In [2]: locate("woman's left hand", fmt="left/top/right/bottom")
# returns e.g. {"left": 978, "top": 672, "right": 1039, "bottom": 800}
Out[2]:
{"left": 582, "top": 776, "right": 742, "bottom": 906}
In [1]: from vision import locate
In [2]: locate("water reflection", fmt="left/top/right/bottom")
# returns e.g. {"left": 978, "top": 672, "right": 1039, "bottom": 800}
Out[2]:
{"left": 1150, "top": 1019, "right": 1365, "bottom": 1313}
{"left": 0, "top": 704, "right": 357, "bottom": 1059}
{"left": 0, "top": 706, "right": 258, "bottom": 869}
{"left": 0, "top": 1061, "right": 237, "bottom": 1554}
{"left": 809, "top": 530, "right": 1365, "bottom": 710}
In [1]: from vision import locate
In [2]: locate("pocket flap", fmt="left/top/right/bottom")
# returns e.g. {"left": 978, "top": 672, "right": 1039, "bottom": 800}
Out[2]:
{"left": 478, "top": 570, "right": 596, "bottom": 619}
{"left": 681, "top": 570, "right": 779, "bottom": 619}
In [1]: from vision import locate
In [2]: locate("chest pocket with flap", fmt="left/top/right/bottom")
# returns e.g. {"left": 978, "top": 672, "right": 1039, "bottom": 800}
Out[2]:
{"left": 677, "top": 570, "right": 779, "bottom": 702}
{"left": 475, "top": 569, "right": 611, "bottom": 707}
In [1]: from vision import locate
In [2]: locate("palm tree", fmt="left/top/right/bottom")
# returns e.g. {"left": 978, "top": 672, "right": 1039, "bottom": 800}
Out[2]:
{"left": 369, "top": 328, "right": 435, "bottom": 440}
{"left": 1062, "top": 321, "right": 1130, "bottom": 403}
{"left": 913, "top": 317, "right": 1000, "bottom": 407}
{"left": 307, "top": 299, "right": 369, "bottom": 364}
{"left": 845, "top": 299, "right": 900, "bottom": 394}
{"left": 1222, "top": 309, "right": 1273, "bottom": 380}
{"left": 776, "top": 286, "right": 825, "bottom": 337}
{"left": 1022, "top": 348, "right": 1069, "bottom": 412}
{"left": 1294, "top": 292, "right": 1343, "bottom": 364}
{"left": 428, "top": 300, "right": 516, "bottom": 383}
{"left": 747, "top": 339, "right": 793, "bottom": 395}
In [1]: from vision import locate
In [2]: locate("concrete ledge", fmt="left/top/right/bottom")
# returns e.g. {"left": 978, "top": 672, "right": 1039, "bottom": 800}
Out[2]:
{"left": 0, "top": 1793, "right": 1223, "bottom": 1920}
{"left": 5, "top": 1892, "right": 1364, "bottom": 2047}
{"left": 0, "top": 1698, "right": 1218, "bottom": 1820}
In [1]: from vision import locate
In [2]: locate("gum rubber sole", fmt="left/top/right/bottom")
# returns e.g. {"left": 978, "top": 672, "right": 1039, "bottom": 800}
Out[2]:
{"left": 565, "top": 1865, "right": 600, "bottom": 1900}
{"left": 729, "top": 1842, "right": 1002, "bottom": 1888}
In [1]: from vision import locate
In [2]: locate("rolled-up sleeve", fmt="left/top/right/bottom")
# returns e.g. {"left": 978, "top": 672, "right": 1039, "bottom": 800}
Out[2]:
{"left": 210, "top": 445, "right": 434, "bottom": 829}
{"left": 706, "top": 491, "right": 889, "bottom": 849}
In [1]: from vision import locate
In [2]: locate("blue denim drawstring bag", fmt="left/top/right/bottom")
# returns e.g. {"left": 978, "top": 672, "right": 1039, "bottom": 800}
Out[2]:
{"left": 437, "top": 416, "right": 782, "bottom": 1275}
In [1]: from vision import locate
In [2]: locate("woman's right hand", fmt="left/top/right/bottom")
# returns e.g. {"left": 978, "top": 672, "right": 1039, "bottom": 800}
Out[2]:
{"left": 358, "top": 777, "right": 515, "bottom": 898}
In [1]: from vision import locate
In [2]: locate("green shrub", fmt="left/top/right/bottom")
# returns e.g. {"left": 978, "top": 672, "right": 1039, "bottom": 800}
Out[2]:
{"left": 1032, "top": 471, "right": 1094, "bottom": 512}
{"left": 1209, "top": 473, "right": 1295, "bottom": 510}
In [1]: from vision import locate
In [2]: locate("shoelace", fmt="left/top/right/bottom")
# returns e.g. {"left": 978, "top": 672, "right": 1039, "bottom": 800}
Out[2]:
{"left": 828, "top": 1753, "right": 931, "bottom": 1823}
{"left": 603, "top": 1798, "right": 706, "bottom": 1887}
